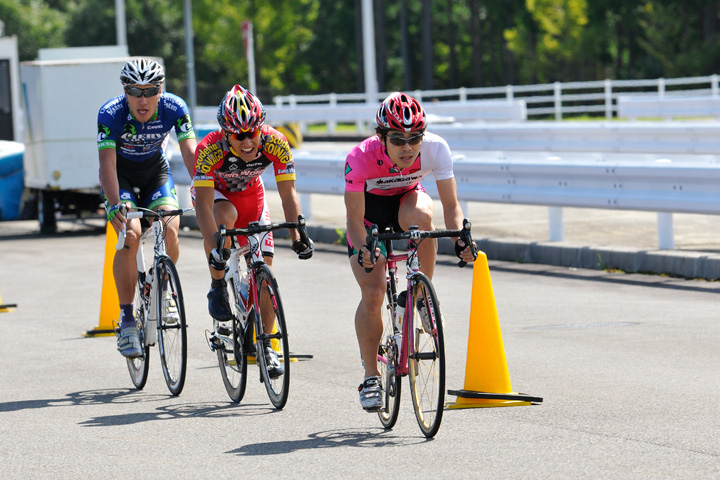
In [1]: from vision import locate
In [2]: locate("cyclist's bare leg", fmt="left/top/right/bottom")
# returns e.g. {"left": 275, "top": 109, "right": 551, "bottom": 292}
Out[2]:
{"left": 156, "top": 205, "right": 180, "bottom": 264}
{"left": 206, "top": 200, "right": 237, "bottom": 280}
{"left": 259, "top": 255, "right": 277, "bottom": 335}
{"left": 350, "top": 254, "right": 387, "bottom": 378}
{"left": 399, "top": 190, "right": 436, "bottom": 278}
{"left": 114, "top": 218, "right": 141, "bottom": 305}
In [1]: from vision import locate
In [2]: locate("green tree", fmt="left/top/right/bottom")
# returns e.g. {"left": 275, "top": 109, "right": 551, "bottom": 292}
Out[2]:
{"left": 505, "top": 0, "right": 589, "bottom": 83}
{"left": 638, "top": 0, "right": 720, "bottom": 77}
{"left": 0, "top": 0, "right": 66, "bottom": 61}
{"left": 192, "top": 0, "right": 319, "bottom": 104}
{"left": 64, "top": 0, "right": 187, "bottom": 97}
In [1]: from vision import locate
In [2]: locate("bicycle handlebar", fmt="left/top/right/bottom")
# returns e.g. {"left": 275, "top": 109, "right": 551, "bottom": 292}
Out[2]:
{"left": 215, "top": 215, "right": 311, "bottom": 255}
{"left": 363, "top": 218, "right": 478, "bottom": 269}
{"left": 114, "top": 206, "right": 192, "bottom": 251}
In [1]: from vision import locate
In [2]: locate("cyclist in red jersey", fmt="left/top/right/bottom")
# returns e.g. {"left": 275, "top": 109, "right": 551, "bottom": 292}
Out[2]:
{"left": 345, "top": 92, "right": 477, "bottom": 411}
{"left": 193, "top": 85, "right": 313, "bottom": 368}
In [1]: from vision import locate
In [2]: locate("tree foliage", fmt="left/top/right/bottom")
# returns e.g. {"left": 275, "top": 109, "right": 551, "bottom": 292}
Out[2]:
{"left": 1, "top": 0, "right": 719, "bottom": 103}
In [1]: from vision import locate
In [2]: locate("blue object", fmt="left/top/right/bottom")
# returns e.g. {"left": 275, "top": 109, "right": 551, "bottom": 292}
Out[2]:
{"left": 0, "top": 141, "right": 25, "bottom": 221}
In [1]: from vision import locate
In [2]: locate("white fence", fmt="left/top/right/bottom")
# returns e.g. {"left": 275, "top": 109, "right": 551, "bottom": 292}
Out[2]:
{"left": 193, "top": 75, "right": 720, "bottom": 133}
{"left": 193, "top": 100, "right": 527, "bottom": 134}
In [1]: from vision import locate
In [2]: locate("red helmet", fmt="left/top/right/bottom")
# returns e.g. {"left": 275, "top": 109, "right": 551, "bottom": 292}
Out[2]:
{"left": 217, "top": 85, "right": 266, "bottom": 133}
{"left": 376, "top": 92, "right": 427, "bottom": 133}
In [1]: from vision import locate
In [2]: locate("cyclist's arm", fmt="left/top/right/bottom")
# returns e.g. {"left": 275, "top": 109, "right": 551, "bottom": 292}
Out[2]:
{"left": 195, "top": 186, "right": 220, "bottom": 257}
{"left": 437, "top": 177, "right": 476, "bottom": 262}
{"left": 345, "top": 190, "right": 375, "bottom": 264}
{"left": 99, "top": 148, "right": 125, "bottom": 231}
{"left": 178, "top": 137, "right": 198, "bottom": 179}
{"left": 436, "top": 177, "right": 464, "bottom": 232}
{"left": 276, "top": 180, "right": 302, "bottom": 243}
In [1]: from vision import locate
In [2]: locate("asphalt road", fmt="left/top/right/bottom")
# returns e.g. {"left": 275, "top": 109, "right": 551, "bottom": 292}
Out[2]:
{"left": 0, "top": 228, "right": 718, "bottom": 478}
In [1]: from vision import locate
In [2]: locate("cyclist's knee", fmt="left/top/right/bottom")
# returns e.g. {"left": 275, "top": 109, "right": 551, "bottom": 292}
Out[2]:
{"left": 124, "top": 228, "right": 141, "bottom": 248}
{"left": 214, "top": 201, "right": 237, "bottom": 227}
{"left": 400, "top": 204, "right": 433, "bottom": 230}
{"left": 361, "top": 282, "right": 386, "bottom": 306}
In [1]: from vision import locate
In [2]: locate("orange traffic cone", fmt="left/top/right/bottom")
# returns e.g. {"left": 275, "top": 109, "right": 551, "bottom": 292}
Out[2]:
{"left": 446, "top": 252, "right": 542, "bottom": 409}
{"left": 0, "top": 290, "right": 17, "bottom": 313}
{"left": 83, "top": 223, "right": 120, "bottom": 337}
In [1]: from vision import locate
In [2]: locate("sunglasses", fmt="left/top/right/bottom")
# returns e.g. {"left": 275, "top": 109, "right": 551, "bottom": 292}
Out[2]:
{"left": 387, "top": 133, "right": 424, "bottom": 147}
{"left": 124, "top": 86, "right": 161, "bottom": 98}
{"left": 227, "top": 129, "right": 261, "bottom": 141}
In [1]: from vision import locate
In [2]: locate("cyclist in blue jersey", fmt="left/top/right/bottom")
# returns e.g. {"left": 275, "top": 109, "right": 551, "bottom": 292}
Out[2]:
{"left": 98, "top": 58, "right": 197, "bottom": 358}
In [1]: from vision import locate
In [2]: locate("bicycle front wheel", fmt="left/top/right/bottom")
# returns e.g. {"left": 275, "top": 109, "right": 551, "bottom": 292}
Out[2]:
{"left": 378, "top": 285, "right": 401, "bottom": 429}
{"left": 218, "top": 275, "right": 248, "bottom": 402}
{"left": 254, "top": 264, "right": 290, "bottom": 409}
{"left": 408, "top": 273, "right": 446, "bottom": 438}
{"left": 127, "top": 277, "right": 149, "bottom": 389}
{"left": 156, "top": 258, "right": 187, "bottom": 396}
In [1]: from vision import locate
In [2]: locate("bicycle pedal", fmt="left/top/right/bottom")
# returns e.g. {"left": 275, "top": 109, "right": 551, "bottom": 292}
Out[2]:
{"left": 216, "top": 325, "right": 231, "bottom": 336}
{"left": 205, "top": 329, "right": 223, "bottom": 351}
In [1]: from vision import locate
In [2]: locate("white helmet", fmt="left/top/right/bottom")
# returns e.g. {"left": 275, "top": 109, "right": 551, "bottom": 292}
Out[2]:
{"left": 120, "top": 58, "right": 165, "bottom": 86}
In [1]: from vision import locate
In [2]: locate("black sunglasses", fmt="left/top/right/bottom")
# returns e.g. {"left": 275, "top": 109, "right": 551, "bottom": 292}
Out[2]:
{"left": 387, "top": 133, "right": 424, "bottom": 147}
{"left": 125, "top": 86, "right": 161, "bottom": 98}
{"left": 226, "top": 129, "right": 260, "bottom": 141}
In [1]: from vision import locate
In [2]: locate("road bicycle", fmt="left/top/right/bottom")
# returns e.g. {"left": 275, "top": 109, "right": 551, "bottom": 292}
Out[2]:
{"left": 114, "top": 206, "right": 191, "bottom": 396}
{"left": 366, "top": 219, "right": 477, "bottom": 437}
{"left": 207, "top": 215, "right": 311, "bottom": 409}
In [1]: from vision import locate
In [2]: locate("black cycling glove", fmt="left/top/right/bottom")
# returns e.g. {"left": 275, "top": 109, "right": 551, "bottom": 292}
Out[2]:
{"left": 292, "top": 238, "right": 314, "bottom": 260}
{"left": 454, "top": 239, "right": 467, "bottom": 260}
{"left": 209, "top": 247, "right": 231, "bottom": 271}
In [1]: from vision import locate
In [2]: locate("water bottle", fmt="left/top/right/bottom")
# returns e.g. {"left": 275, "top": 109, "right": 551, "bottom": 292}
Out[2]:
{"left": 237, "top": 272, "right": 250, "bottom": 315}
{"left": 394, "top": 290, "right": 407, "bottom": 330}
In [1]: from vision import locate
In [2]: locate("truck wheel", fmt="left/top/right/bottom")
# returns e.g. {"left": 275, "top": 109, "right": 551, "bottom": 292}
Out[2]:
{"left": 38, "top": 190, "right": 57, "bottom": 234}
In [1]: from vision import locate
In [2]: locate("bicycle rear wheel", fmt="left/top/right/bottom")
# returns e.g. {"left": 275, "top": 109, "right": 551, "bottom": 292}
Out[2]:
{"left": 377, "top": 285, "right": 401, "bottom": 429}
{"left": 408, "top": 273, "right": 446, "bottom": 438}
{"left": 254, "top": 264, "right": 290, "bottom": 409}
{"left": 156, "top": 258, "right": 187, "bottom": 396}
{"left": 218, "top": 275, "right": 248, "bottom": 402}
{"left": 126, "top": 277, "right": 149, "bottom": 389}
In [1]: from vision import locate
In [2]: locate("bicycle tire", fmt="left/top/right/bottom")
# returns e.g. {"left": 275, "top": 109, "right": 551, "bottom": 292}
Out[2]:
{"left": 254, "top": 264, "right": 290, "bottom": 409}
{"left": 218, "top": 274, "right": 248, "bottom": 402}
{"left": 156, "top": 258, "right": 187, "bottom": 396}
{"left": 408, "top": 273, "right": 446, "bottom": 438}
{"left": 126, "top": 277, "right": 150, "bottom": 389}
{"left": 378, "top": 284, "right": 401, "bottom": 429}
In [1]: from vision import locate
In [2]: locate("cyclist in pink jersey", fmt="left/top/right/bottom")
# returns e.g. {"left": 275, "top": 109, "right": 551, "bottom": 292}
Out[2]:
{"left": 193, "top": 85, "right": 313, "bottom": 375}
{"left": 345, "top": 92, "right": 477, "bottom": 411}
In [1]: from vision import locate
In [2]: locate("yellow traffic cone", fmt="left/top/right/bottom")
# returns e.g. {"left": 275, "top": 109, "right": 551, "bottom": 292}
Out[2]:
{"left": 83, "top": 222, "right": 120, "bottom": 337}
{"left": 446, "top": 252, "right": 542, "bottom": 409}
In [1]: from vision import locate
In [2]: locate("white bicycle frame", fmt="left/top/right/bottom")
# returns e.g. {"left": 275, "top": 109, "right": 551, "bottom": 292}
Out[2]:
{"left": 225, "top": 240, "right": 260, "bottom": 323}
{"left": 115, "top": 213, "right": 168, "bottom": 346}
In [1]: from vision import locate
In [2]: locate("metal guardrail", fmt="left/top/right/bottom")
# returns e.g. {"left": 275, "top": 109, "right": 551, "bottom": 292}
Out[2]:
{"left": 259, "top": 147, "right": 720, "bottom": 250}
{"left": 179, "top": 108, "right": 720, "bottom": 250}
{"left": 431, "top": 121, "right": 720, "bottom": 155}
{"left": 617, "top": 96, "right": 720, "bottom": 121}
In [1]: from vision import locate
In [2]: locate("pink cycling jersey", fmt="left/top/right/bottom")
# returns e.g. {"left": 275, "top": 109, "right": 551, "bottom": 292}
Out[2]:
{"left": 344, "top": 132, "right": 455, "bottom": 196}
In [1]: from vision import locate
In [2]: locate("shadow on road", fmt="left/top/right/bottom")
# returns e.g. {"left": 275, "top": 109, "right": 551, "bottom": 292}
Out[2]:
{"left": 0, "top": 388, "right": 281, "bottom": 427}
{"left": 228, "top": 428, "right": 429, "bottom": 455}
